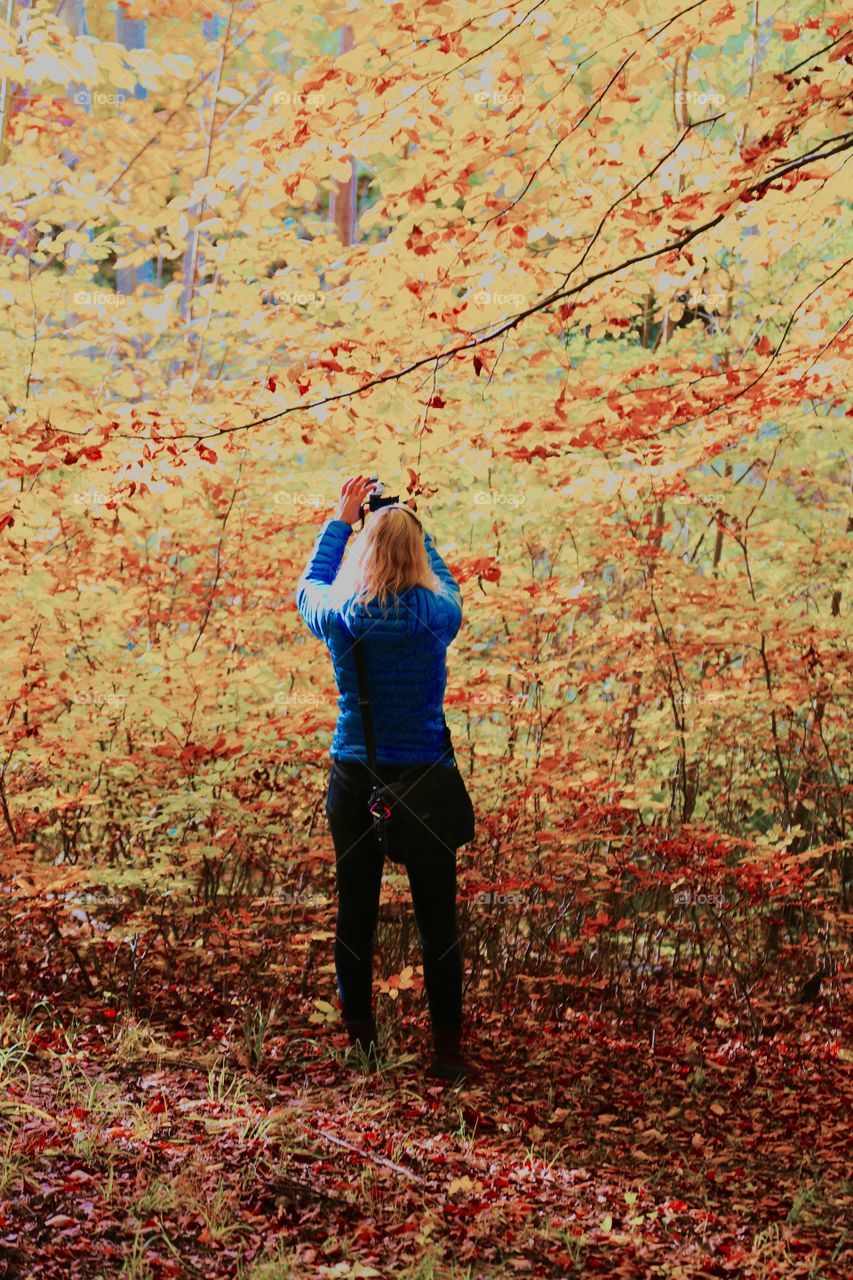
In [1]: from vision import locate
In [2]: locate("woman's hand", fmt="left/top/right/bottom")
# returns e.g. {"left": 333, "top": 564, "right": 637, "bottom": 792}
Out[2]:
{"left": 335, "top": 475, "right": 376, "bottom": 527}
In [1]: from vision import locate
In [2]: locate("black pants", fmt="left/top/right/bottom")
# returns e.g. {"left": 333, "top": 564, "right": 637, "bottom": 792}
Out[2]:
{"left": 325, "top": 757, "right": 463, "bottom": 1032}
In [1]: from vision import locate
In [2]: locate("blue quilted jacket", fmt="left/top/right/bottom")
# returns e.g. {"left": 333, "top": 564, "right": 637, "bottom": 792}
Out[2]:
{"left": 295, "top": 518, "right": 463, "bottom": 766}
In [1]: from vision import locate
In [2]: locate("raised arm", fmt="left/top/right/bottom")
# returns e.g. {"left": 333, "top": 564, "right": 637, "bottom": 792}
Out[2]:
{"left": 296, "top": 476, "right": 376, "bottom": 641}
{"left": 422, "top": 529, "right": 463, "bottom": 642}
{"left": 423, "top": 530, "right": 460, "bottom": 594}
{"left": 295, "top": 518, "right": 352, "bottom": 642}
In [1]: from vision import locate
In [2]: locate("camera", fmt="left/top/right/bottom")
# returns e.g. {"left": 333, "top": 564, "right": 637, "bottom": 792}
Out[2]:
{"left": 365, "top": 478, "right": 400, "bottom": 513}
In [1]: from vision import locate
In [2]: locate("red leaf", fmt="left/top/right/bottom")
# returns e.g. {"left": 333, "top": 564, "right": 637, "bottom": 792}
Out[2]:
{"left": 267, "top": 376, "right": 277, "bottom": 392}
{"left": 34, "top": 433, "right": 70, "bottom": 452}
{"left": 507, "top": 444, "right": 560, "bottom": 462}
{"left": 196, "top": 443, "right": 217, "bottom": 464}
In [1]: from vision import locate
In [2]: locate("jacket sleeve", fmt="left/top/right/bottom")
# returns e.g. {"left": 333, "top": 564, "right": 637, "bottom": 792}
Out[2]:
{"left": 295, "top": 518, "right": 352, "bottom": 642}
{"left": 423, "top": 531, "right": 463, "bottom": 642}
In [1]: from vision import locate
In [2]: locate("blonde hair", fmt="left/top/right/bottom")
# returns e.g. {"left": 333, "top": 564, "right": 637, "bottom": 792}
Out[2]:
{"left": 330, "top": 505, "right": 443, "bottom": 611}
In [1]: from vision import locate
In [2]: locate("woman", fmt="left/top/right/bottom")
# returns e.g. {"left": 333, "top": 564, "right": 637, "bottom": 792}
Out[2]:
{"left": 295, "top": 475, "right": 473, "bottom": 1081}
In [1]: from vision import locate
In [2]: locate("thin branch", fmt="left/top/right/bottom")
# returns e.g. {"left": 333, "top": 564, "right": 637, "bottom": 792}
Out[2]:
{"left": 423, "top": 49, "right": 640, "bottom": 317}
{"left": 639, "top": 0, "right": 710, "bottom": 42}
{"left": 486, "top": 52, "right": 636, "bottom": 229}
{"left": 191, "top": 456, "right": 244, "bottom": 653}
{"left": 565, "top": 111, "right": 725, "bottom": 284}
{"left": 752, "top": 130, "right": 853, "bottom": 190}
{"left": 308, "top": 1125, "right": 425, "bottom": 1183}
{"left": 782, "top": 30, "right": 853, "bottom": 76}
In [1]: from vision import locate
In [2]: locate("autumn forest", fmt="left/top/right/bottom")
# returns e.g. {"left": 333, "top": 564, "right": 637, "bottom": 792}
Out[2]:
{"left": 0, "top": 1, "right": 851, "bottom": 1277}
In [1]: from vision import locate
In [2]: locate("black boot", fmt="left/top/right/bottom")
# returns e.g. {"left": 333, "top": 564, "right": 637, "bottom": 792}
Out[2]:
{"left": 344, "top": 1016, "right": 378, "bottom": 1062}
{"left": 426, "top": 1025, "right": 475, "bottom": 1082}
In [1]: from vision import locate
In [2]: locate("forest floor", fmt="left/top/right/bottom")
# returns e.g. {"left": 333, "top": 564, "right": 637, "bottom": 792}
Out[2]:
{"left": 0, "top": 963, "right": 850, "bottom": 1280}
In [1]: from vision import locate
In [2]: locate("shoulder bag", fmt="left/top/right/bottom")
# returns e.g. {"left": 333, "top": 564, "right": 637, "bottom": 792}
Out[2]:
{"left": 347, "top": 630, "right": 475, "bottom": 863}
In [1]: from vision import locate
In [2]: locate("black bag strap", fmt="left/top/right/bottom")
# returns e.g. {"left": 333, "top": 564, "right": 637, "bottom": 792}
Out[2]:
{"left": 342, "top": 617, "right": 455, "bottom": 770}
{"left": 350, "top": 634, "right": 379, "bottom": 775}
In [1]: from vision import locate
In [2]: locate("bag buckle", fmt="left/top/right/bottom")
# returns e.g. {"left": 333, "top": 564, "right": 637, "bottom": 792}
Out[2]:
{"left": 369, "top": 795, "right": 391, "bottom": 822}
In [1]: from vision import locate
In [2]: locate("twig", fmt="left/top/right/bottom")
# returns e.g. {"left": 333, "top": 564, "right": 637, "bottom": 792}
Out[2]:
{"left": 191, "top": 457, "right": 244, "bottom": 652}
{"left": 306, "top": 1124, "right": 425, "bottom": 1183}
{"left": 45, "top": 914, "right": 96, "bottom": 995}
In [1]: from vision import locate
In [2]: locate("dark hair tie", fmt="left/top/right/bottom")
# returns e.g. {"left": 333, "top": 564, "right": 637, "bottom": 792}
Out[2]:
{"left": 384, "top": 504, "right": 423, "bottom": 532}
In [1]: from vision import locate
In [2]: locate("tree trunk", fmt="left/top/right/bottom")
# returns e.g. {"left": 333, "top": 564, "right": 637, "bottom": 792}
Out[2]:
{"left": 115, "top": 8, "right": 154, "bottom": 295}
{"left": 0, "top": 0, "right": 21, "bottom": 166}
{"left": 178, "top": 11, "right": 232, "bottom": 375}
{"left": 329, "top": 25, "right": 357, "bottom": 246}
